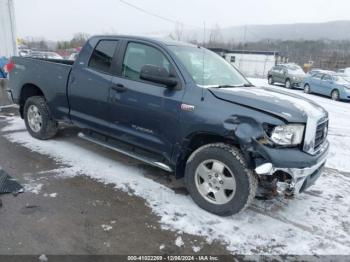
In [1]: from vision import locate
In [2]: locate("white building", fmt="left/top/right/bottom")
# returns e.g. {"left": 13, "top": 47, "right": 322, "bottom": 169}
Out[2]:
{"left": 210, "top": 49, "right": 288, "bottom": 78}
{"left": 0, "top": 0, "right": 17, "bottom": 58}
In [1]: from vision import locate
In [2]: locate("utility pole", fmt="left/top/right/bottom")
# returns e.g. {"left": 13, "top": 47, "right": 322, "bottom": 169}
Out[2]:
{"left": 0, "top": 0, "right": 17, "bottom": 57}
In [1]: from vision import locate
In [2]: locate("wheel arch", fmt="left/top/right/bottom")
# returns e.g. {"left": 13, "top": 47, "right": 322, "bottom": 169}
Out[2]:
{"left": 330, "top": 88, "right": 340, "bottom": 96}
{"left": 174, "top": 132, "right": 242, "bottom": 178}
{"left": 19, "top": 83, "right": 45, "bottom": 118}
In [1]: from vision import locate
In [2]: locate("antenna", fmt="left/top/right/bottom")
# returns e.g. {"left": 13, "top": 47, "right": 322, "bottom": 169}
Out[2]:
{"left": 201, "top": 22, "right": 206, "bottom": 101}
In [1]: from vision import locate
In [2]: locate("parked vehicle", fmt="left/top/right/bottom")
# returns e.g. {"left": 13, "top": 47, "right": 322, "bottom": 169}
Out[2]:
{"left": 30, "top": 51, "right": 63, "bottom": 60}
{"left": 18, "top": 48, "right": 32, "bottom": 57}
{"left": 268, "top": 63, "right": 306, "bottom": 89}
{"left": 6, "top": 36, "right": 329, "bottom": 216}
{"left": 68, "top": 52, "right": 79, "bottom": 61}
{"left": 303, "top": 72, "right": 350, "bottom": 101}
{"left": 337, "top": 68, "right": 350, "bottom": 76}
{"left": 307, "top": 69, "right": 335, "bottom": 76}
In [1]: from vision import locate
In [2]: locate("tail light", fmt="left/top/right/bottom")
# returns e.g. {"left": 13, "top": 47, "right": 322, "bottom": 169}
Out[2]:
{"left": 4, "top": 60, "right": 15, "bottom": 73}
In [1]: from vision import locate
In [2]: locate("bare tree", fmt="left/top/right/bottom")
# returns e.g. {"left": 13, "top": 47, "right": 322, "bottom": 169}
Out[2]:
{"left": 209, "top": 24, "right": 223, "bottom": 45}
{"left": 70, "top": 32, "right": 90, "bottom": 48}
{"left": 174, "top": 22, "right": 184, "bottom": 41}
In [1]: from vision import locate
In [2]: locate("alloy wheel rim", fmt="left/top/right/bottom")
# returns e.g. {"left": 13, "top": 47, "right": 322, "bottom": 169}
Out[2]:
{"left": 332, "top": 91, "right": 339, "bottom": 100}
{"left": 286, "top": 81, "right": 291, "bottom": 88}
{"left": 305, "top": 85, "right": 310, "bottom": 93}
{"left": 195, "top": 159, "right": 236, "bottom": 205}
{"left": 27, "top": 105, "right": 43, "bottom": 132}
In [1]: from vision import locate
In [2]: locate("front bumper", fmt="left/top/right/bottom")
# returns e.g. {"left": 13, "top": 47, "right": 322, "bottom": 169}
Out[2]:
{"left": 255, "top": 140, "right": 329, "bottom": 194}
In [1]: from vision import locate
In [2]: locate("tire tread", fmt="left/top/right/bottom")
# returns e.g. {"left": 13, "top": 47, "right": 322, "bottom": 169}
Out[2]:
{"left": 186, "top": 143, "right": 257, "bottom": 216}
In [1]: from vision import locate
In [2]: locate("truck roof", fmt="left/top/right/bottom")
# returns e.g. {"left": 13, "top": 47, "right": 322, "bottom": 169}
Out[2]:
{"left": 90, "top": 35, "right": 196, "bottom": 48}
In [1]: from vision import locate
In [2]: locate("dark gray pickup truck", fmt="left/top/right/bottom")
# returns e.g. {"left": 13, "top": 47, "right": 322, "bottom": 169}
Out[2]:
{"left": 6, "top": 35, "right": 329, "bottom": 216}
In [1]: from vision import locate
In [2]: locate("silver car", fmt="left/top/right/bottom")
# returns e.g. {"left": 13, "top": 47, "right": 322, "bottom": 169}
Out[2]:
{"left": 268, "top": 64, "right": 306, "bottom": 89}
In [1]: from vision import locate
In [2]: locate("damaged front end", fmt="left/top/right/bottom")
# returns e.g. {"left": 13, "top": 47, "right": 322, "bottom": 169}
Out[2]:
{"left": 254, "top": 141, "right": 329, "bottom": 198}
{"left": 226, "top": 113, "right": 329, "bottom": 199}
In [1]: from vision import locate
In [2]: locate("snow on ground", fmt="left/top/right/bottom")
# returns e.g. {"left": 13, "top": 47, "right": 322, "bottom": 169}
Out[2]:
{"left": 1, "top": 116, "right": 25, "bottom": 132}
{"left": 175, "top": 236, "right": 185, "bottom": 247}
{"left": 2, "top": 118, "right": 350, "bottom": 255}
{"left": 101, "top": 224, "right": 113, "bottom": 232}
{"left": 1, "top": 84, "right": 350, "bottom": 254}
{"left": 23, "top": 181, "right": 43, "bottom": 195}
{"left": 249, "top": 78, "right": 350, "bottom": 173}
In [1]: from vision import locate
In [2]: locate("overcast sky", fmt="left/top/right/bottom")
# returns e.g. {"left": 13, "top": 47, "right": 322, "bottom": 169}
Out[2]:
{"left": 14, "top": 0, "right": 350, "bottom": 40}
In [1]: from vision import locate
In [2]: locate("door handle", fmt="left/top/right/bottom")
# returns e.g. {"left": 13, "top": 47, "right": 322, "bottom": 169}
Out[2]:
{"left": 111, "top": 83, "right": 127, "bottom": 92}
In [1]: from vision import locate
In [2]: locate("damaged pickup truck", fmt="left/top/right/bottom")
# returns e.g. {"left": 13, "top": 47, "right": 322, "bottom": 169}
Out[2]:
{"left": 6, "top": 36, "right": 329, "bottom": 216}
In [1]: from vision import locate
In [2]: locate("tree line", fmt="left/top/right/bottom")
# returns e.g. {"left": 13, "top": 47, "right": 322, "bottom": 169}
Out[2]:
{"left": 19, "top": 31, "right": 350, "bottom": 70}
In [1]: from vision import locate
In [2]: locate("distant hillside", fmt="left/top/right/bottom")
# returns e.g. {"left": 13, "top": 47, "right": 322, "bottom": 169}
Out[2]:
{"left": 187, "top": 21, "right": 350, "bottom": 42}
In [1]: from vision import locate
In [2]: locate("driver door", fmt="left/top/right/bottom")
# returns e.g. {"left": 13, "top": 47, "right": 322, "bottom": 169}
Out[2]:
{"left": 109, "top": 41, "right": 183, "bottom": 157}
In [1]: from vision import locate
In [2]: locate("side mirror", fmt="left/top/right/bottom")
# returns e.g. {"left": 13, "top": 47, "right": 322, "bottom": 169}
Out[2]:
{"left": 140, "top": 64, "right": 178, "bottom": 88}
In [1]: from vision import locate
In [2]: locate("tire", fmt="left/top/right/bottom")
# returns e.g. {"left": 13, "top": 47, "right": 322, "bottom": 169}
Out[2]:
{"left": 331, "top": 90, "right": 340, "bottom": 101}
{"left": 23, "top": 96, "right": 58, "bottom": 140}
{"left": 268, "top": 76, "right": 274, "bottom": 85}
{"left": 304, "top": 84, "right": 311, "bottom": 94}
{"left": 185, "top": 143, "right": 257, "bottom": 216}
{"left": 285, "top": 79, "right": 292, "bottom": 89}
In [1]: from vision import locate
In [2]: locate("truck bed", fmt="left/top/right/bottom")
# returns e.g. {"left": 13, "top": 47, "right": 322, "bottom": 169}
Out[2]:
{"left": 9, "top": 57, "right": 74, "bottom": 120}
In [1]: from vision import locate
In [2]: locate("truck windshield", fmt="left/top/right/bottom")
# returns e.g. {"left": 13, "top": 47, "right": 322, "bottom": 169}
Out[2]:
{"left": 169, "top": 46, "right": 250, "bottom": 87}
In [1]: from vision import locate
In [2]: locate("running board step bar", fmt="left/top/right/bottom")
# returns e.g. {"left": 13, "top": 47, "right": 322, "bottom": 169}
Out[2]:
{"left": 78, "top": 132, "right": 173, "bottom": 172}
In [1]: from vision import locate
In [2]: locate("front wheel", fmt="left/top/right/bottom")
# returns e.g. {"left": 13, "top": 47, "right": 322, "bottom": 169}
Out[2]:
{"left": 268, "top": 76, "right": 274, "bottom": 85}
{"left": 24, "top": 96, "right": 58, "bottom": 140}
{"left": 185, "top": 143, "right": 257, "bottom": 216}
{"left": 304, "top": 84, "right": 311, "bottom": 94}
{"left": 285, "top": 79, "right": 292, "bottom": 89}
{"left": 331, "top": 90, "right": 340, "bottom": 101}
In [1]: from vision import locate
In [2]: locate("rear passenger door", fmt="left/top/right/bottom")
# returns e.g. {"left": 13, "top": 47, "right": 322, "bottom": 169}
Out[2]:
{"left": 309, "top": 73, "right": 323, "bottom": 93}
{"left": 320, "top": 74, "right": 334, "bottom": 96}
{"left": 68, "top": 39, "right": 120, "bottom": 132}
{"left": 108, "top": 41, "right": 184, "bottom": 159}
{"left": 271, "top": 66, "right": 280, "bottom": 82}
{"left": 275, "top": 65, "right": 285, "bottom": 83}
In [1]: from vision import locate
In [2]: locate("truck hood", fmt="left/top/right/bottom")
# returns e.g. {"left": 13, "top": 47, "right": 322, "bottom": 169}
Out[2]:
{"left": 209, "top": 86, "right": 327, "bottom": 122}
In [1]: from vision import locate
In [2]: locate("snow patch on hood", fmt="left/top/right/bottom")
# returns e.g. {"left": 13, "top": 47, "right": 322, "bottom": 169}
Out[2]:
{"left": 225, "top": 87, "right": 325, "bottom": 119}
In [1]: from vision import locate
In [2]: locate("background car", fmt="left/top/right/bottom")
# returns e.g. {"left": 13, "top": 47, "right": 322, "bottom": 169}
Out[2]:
{"left": 303, "top": 72, "right": 350, "bottom": 101}
{"left": 337, "top": 67, "right": 350, "bottom": 76}
{"left": 307, "top": 69, "right": 335, "bottom": 76}
{"left": 68, "top": 52, "right": 79, "bottom": 61}
{"left": 267, "top": 63, "right": 306, "bottom": 89}
{"left": 30, "top": 51, "right": 63, "bottom": 60}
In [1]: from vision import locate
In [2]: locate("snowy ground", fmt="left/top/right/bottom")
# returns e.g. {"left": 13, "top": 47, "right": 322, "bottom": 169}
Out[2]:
{"left": 1, "top": 79, "right": 350, "bottom": 255}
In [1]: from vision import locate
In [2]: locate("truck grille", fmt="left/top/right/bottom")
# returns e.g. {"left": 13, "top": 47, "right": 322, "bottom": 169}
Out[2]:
{"left": 314, "top": 119, "right": 328, "bottom": 151}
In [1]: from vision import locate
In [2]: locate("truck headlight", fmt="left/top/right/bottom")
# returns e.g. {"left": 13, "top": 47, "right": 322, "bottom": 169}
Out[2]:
{"left": 270, "top": 124, "right": 305, "bottom": 146}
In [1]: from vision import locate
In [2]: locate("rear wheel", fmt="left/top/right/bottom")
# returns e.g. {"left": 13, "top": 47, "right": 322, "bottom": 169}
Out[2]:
{"left": 185, "top": 143, "right": 257, "bottom": 216}
{"left": 24, "top": 96, "right": 58, "bottom": 140}
{"left": 268, "top": 76, "right": 274, "bottom": 85}
{"left": 331, "top": 90, "right": 340, "bottom": 101}
{"left": 285, "top": 79, "right": 292, "bottom": 89}
{"left": 304, "top": 84, "right": 311, "bottom": 94}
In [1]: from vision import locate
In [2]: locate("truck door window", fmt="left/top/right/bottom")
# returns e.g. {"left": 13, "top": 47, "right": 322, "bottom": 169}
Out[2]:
{"left": 122, "top": 42, "right": 170, "bottom": 81}
{"left": 89, "top": 40, "right": 119, "bottom": 73}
